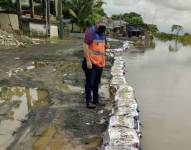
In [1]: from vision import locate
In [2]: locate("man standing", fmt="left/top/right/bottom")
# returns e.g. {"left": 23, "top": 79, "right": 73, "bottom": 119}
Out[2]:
{"left": 82, "top": 18, "right": 109, "bottom": 109}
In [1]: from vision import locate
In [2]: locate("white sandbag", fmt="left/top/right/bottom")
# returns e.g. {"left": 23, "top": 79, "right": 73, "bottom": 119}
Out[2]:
{"left": 112, "top": 106, "right": 139, "bottom": 118}
{"left": 115, "top": 85, "right": 136, "bottom": 101}
{"left": 123, "top": 41, "right": 130, "bottom": 50}
{"left": 115, "top": 98, "right": 138, "bottom": 111}
{"left": 110, "top": 76, "right": 127, "bottom": 87}
{"left": 114, "top": 56, "right": 123, "bottom": 61}
{"left": 111, "top": 68, "right": 125, "bottom": 77}
{"left": 109, "top": 115, "right": 141, "bottom": 137}
{"left": 110, "top": 76, "right": 127, "bottom": 96}
{"left": 109, "top": 116, "right": 136, "bottom": 129}
{"left": 102, "top": 127, "right": 140, "bottom": 148}
{"left": 100, "top": 145, "right": 139, "bottom": 150}
{"left": 111, "top": 71, "right": 124, "bottom": 77}
{"left": 113, "top": 61, "right": 125, "bottom": 67}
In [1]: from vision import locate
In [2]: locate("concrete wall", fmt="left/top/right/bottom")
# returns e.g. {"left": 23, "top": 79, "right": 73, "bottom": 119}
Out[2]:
{"left": 0, "top": 13, "right": 19, "bottom": 31}
{"left": 29, "top": 22, "right": 47, "bottom": 36}
{"left": 50, "top": 25, "right": 58, "bottom": 37}
{"left": 29, "top": 22, "right": 58, "bottom": 37}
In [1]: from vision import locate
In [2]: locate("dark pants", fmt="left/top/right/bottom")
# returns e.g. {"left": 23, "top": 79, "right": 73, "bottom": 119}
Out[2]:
{"left": 82, "top": 59, "right": 103, "bottom": 104}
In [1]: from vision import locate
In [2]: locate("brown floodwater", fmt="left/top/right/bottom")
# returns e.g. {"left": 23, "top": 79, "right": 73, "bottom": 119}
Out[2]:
{"left": 0, "top": 87, "right": 49, "bottom": 149}
{"left": 123, "top": 40, "right": 191, "bottom": 150}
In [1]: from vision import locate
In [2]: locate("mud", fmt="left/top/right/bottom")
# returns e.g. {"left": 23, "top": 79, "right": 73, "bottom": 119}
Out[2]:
{"left": 0, "top": 38, "right": 112, "bottom": 150}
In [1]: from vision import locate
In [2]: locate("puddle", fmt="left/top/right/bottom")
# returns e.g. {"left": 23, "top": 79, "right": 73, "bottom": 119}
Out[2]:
{"left": 0, "top": 87, "right": 49, "bottom": 149}
{"left": 7, "top": 61, "right": 50, "bottom": 77}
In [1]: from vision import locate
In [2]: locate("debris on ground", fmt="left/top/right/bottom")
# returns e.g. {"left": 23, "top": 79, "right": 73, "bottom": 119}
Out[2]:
{"left": 0, "top": 29, "right": 34, "bottom": 49}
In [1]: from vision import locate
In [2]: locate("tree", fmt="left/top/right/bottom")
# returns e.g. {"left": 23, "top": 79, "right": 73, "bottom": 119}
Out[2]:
{"left": 111, "top": 14, "right": 122, "bottom": 20}
{"left": 171, "top": 24, "right": 183, "bottom": 36}
{"left": 123, "top": 12, "right": 143, "bottom": 25}
{"left": 148, "top": 24, "right": 159, "bottom": 34}
{"left": 184, "top": 33, "right": 190, "bottom": 36}
{"left": 129, "top": 16, "right": 144, "bottom": 25}
{"left": 111, "top": 12, "right": 144, "bottom": 25}
{"left": 63, "top": 0, "right": 106, "bottom": 32}
{"left": 0, "top": 0, "right": 16, "bottom": 11}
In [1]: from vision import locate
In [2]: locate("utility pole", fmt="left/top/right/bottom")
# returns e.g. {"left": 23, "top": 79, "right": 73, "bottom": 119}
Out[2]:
{"left": 58, "top": 0, "right": 64, "bottom": 39}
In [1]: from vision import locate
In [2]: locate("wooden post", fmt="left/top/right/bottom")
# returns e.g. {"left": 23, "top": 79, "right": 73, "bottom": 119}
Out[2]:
{"left": 42, "top": 0, "right": 46, "bottom": 19}
{"left": 16, "top": 0, "right": 22, "bottom": 29}
{"left": 44, "top": 0, "right": 50, "bottom": 38}
{"left": 58, "top": 0, "right": 64, "bottom": 39}
{"left": 47, "top": 0, "right": 50, "bottom": 24}
{"left": 29, "top": 0, "right": 34, "bottom": 18}
{"left": 55, "top": 0, "right": 58, "bottom": 18}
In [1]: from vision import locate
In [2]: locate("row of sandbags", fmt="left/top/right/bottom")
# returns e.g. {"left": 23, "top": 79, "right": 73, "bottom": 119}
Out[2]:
{"left": 99, "top": 42, "right": 141, "bottom": 150}
{"left": 106, "top": 41, "right": 130, "bottom": 58}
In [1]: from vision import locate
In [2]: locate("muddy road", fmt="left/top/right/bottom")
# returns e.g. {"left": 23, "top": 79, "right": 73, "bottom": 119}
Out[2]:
{"left": 0, "top": 38, "right": 112, "bottom": 150}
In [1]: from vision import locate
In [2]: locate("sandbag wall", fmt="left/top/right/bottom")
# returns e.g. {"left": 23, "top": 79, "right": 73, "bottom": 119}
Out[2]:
{"left": 99, "top": 41, "right": 142, "bottom": 150}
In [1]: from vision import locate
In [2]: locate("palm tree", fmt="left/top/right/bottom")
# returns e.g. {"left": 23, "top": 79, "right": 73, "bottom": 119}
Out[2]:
{"left": 63, "top": 0, "right": 106, "bottom": 32}
{"left": 171, "top": 24, "right": 183, "bottom": 37}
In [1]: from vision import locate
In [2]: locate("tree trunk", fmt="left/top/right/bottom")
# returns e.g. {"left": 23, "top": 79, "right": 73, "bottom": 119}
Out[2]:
{"left": 71, "top": 22, "right": 74, "bottom": 32}
{"left": 16, "top": 0, "right": 22, "bottom": 30}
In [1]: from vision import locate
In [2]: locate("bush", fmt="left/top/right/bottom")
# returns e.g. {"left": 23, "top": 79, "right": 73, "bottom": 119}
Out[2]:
{"left": 155, "top": 32, "right": 175, "bottom": 41}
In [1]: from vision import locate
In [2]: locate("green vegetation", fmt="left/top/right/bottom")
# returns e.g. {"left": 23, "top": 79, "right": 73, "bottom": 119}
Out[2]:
{"left": 111, "top": 12, "right": 144, "bottom": 25}
{"left": 0, "top": 0, "right": 16, "bottom": 11}
{"left": 155, "top": 32, "right": 191, "bottom": 45}
{"left": 155, "top": 24, "right": 191, "bottom": 45}
{"left": 63, "top": 0, "right": 106, "bottom": 32}
{"left": 171, "top": 24, "right": 183, "bottom": 37}
{"left": 148, "top": 24, "right": 159, "bottom": 34}
{"left": 155, "top": 32, "right": 175, "bottom": 41}
{"left": 177, "top": 35, "right": 191, "bottom": 46}
{"left": 111, "top": 12, "right": 158, "bottom": 36}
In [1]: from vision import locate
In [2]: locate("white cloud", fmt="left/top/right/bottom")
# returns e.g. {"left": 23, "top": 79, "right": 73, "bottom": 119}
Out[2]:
{"left": 103, "top": 0, "right": 191, "bottom": 33}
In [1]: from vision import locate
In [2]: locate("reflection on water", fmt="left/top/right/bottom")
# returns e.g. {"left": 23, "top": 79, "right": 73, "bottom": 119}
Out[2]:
{"left": 168, "top": 40, "right": 182, "bottom": 52}
{"left": 123, "top": 40, "right": 191, "bottom": 150}
{"left": 0, "top": 87, "right": 49, "bottom": 149}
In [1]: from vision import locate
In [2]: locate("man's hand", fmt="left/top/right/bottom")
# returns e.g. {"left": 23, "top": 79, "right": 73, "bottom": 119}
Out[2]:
{"left": 86, "top": 60, "right": 92, "bottom": 69}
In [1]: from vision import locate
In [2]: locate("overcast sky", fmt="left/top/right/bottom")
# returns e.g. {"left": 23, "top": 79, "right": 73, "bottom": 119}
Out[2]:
{"left": 103, "top": 0, "right": 191, "bottom": 33}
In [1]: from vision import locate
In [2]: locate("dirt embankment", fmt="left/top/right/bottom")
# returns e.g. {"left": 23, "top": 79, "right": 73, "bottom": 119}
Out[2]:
{"left": 0, "top": 38, "right": 113, "bottom": 150}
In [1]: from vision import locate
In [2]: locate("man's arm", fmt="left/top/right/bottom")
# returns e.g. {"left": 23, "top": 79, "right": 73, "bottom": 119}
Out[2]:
{"left": 83, "top": 43, "right": 91, "bottom": 62}
{"left": 83, "top": 43, "right": 93, "bottom": 69}
{"left": 84, "top": 30, "right": 93, "bottom": 69}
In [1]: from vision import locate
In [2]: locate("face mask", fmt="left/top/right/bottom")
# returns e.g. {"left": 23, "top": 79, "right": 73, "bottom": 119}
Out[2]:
{"left": 97, "top": 26, "right": 106, "bottom": 34}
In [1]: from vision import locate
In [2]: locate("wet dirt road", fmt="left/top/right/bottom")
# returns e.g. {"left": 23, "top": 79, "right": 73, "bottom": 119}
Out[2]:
{"left": 0, "top": 38, "right": 112, "bottom": 150}
{"left": 123, "top": 40, "right": 191, "bottom": 150}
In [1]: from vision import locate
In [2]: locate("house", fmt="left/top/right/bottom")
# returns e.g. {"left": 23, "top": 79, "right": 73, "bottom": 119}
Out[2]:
{"left": 0, "top": 0, "right": 59, "bottom": 37}
{"left": 126, "top": 24, "right": 148, "bottom": 38}
{"left": 108, "top": 19, "right": 127, "bottom": 35}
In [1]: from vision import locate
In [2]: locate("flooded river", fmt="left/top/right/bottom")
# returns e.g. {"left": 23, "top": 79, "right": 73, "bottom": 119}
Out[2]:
{"left": 123, "top": 40, "right": 191, "bottom": 150}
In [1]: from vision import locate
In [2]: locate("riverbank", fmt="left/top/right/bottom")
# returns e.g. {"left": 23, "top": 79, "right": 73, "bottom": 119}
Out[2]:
{"left": 0, "top": 38, "right": 112, "bottom": 150}
{"left": 99, "top": 41, "right": 141, "bottom": 150}
{"left": 155, "top": 32, "right": 191, "bottom": 46}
